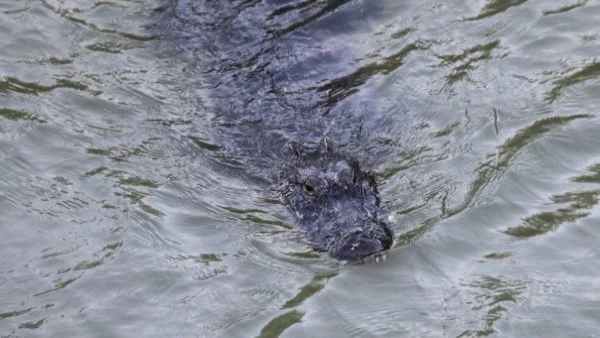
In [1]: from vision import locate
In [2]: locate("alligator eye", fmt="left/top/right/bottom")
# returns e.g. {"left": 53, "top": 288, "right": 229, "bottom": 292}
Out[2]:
{"left": 303, "top": 183, "right": 315, "bottom": 194}
{"left": 352, "top": 171, "right": 357, "bottom": 184}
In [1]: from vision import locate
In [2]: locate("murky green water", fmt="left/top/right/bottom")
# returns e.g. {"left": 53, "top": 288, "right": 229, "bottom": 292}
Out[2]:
{"left": 1, "top": 0, "right": 600, "bottom": 337}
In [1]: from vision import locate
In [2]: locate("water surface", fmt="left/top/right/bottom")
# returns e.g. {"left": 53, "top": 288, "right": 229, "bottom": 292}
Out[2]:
{"left": 1, "top": 0, "right": 600, "bottom": 337}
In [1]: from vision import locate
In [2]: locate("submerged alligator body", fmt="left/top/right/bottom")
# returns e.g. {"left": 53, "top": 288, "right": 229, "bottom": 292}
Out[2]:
{"left": 154, "top": 1, "right": 394, "bottom": 260}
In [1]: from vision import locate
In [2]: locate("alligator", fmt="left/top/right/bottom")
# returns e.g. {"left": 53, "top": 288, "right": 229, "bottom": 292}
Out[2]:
{"left": 280, "top": 142, "right": 393, "bottom": 259}
{"left": 153, "top": 0, "right": 395, "bottom": 260}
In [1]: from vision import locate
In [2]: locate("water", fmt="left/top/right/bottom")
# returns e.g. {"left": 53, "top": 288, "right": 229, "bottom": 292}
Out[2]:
{"left": 1, "top": 0, "right": 600, "bottom": 337}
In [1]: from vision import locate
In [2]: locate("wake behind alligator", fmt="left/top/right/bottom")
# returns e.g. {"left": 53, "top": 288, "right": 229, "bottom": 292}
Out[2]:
{"left": 153, "top": 0, "right": 395, "bottom": 260}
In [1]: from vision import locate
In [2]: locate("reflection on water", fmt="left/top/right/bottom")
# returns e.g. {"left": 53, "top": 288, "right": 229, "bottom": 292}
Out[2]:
{"left": 267, "top": 0, "right": 353, "bottom": 36}
{"left": 446, "top": 114, "right": 592, "bottom": 217}
{"left": 456, "top": 276, "right": 527, "bottom": 337}
{"left": 465, "top": 0, "right": 528, "bottom": 22}
{"left": 1, "top": 0, "right": 600, "bottom": 337}
{"left": 547, "top": 61, "right": 600, "bottom": 102}
{"left": 542, "top": 0, "right": 589, "bottom": 16}
{"left": 506, "top": 162, "right": 600, "bottom": 238}
{"left": 320, "top": 41, "right": 428, "bottom": 106}
{"left": 435, "top": 40, "right": 500, "bottom": 91}
{"left": 256, "top": 272, "right": 336, "bottom": 338}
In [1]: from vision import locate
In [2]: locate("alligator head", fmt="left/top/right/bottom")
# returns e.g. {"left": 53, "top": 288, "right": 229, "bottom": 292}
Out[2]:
{"left": 279, "top": 143, "right": 394, "bottom": 260}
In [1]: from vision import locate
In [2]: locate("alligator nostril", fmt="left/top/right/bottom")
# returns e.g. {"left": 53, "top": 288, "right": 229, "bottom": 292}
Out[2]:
{"left": 379, "top": 239, "right": 388, "bottom": 250}
{"left": 380, "top": 236, "right": 392, "bottom": 250}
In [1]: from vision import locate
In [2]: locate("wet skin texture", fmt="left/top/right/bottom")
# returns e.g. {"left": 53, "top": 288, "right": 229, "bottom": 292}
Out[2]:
{"left": 279, "top": 146, "right": 394, "bottom": 260}
{"left": 151, "top": 0, "right": 394, "bottom": 260}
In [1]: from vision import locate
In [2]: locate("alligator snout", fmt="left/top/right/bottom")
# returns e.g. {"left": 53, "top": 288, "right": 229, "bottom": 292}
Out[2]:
{"left": 328, "top": 223, "right": 394, "bottom": 260}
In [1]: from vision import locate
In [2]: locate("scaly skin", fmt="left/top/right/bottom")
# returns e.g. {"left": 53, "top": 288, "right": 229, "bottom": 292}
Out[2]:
{"left": 279, "top": 146, "right": 393, "bottom": 260}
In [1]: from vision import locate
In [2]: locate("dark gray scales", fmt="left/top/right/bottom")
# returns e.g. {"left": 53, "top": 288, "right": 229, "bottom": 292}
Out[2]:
{"left": 151, "top": 0, "right": 394, "bottom": 260}
{"left": 279, "top": 143, "right": 393, "bottom": 260}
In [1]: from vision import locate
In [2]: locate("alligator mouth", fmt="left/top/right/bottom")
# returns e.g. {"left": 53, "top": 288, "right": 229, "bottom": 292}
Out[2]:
{"left": 327, "top": 224, "right": 394, "bottom": 261}
{"left": 360, "top": 252, "right": 388, "bottom": 264}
